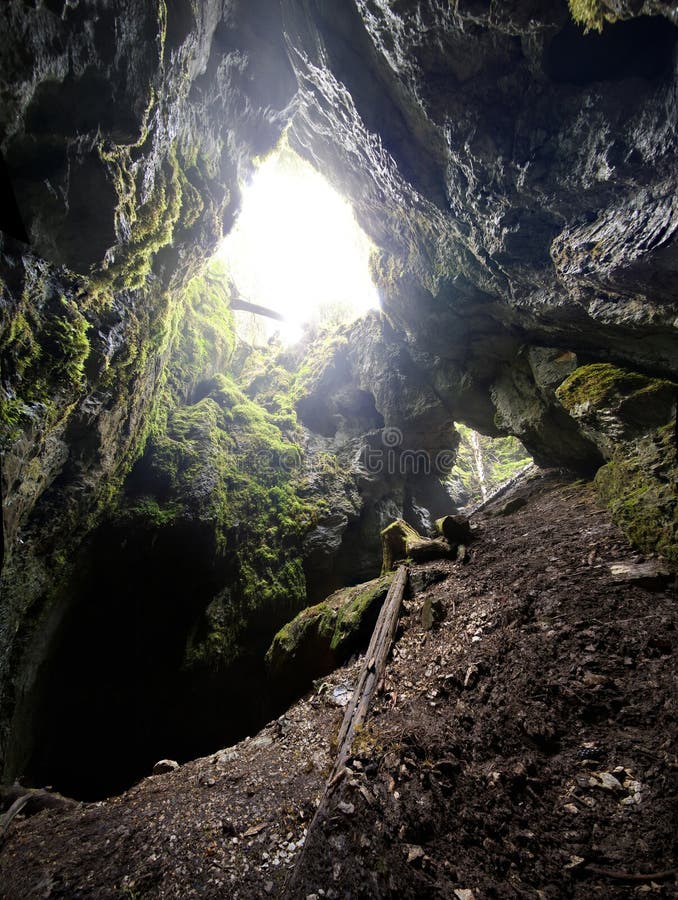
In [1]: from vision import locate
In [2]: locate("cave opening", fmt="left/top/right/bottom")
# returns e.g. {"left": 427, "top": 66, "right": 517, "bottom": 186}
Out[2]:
{"left": 18, "top": 520, "right": 287, "bottom": 802}
{"left": 12, "top": 147, "right": 386, "bottom": 803}
{"left": 217, "top": 141, "right": 379, "bottom": 344}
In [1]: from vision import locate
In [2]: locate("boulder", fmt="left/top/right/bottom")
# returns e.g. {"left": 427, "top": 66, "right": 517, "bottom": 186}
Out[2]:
{"left": 152, "top": 760, "right": 180, "bottom": 775}
{"left": 265, "top": 575, "right": 395, "bottom": 698}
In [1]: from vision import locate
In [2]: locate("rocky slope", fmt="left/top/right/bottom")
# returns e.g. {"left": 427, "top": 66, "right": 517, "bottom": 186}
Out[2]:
{"left": 0, "top": 0, "right": 676, "bottom": 808}
{"left": 0, "top": 471, "right": 675, "bottom": 898}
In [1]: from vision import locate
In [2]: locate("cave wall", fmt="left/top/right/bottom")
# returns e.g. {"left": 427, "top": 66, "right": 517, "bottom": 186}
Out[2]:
{"left": 0, "top": 0, "right": 676, "bottom": 792}
{"left": 0, "top": 0, "right": 298, "bottom": 785}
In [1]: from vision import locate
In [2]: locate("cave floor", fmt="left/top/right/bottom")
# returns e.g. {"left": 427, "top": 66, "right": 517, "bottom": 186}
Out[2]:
{"left": 0, "top": 471, "right": 676, "bottom": 899}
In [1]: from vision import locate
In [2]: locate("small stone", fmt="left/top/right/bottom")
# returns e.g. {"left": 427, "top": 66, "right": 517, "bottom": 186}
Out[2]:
{"left": 582, "top": 671, "right": 607, "bottom": 687}
{"left": 264, "top": 882, "right": 274, "bottom": 894}
{"left": 421, "top": 596, "right": 444, "bottom": 630}
{"left": 152, "top": 759, "right": 179, "bottom": 775}
{"left": 563, "top": 803, "right": 579, "bottom": 814}
{"left": 454, "top": 890, "right": 477, "bottom": 900}
{"left": 598, "top": 772, "right": 624, "bottom": 791}
{"left": 406, "top": 844, "right": 425, "bottom": 865}
{"left": 331, "top": 685, "right": 353, "bottom": 707}
{"left": 496, "top": 496, "right": 527, "bottom": 517}
{"left": 464, "top": 664, "right": 479, "bottom": 688}
{"left": 337, "top": 801, "right": 354, "bottom": 815}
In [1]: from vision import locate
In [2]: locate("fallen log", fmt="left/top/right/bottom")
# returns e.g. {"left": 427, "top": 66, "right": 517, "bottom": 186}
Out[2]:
{"left": 0, "top": 785, "right": 78, "bottom": 842}
{"left": 381, "top": 520, "right": 453, "bottom": 573}
{"left": 331, "top": 564, "right": 408, "bottom": 778}
{"left": 284, "top": 565, "right": 408, "bottom": 896}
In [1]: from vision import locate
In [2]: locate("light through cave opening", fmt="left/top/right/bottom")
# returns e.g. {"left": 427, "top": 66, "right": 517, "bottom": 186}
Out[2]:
{"left": 217, "top": 142, "right": 380, "bottom": 344}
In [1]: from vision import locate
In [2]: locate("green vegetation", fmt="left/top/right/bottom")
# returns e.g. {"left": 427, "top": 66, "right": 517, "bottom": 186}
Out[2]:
{"left": 90, "top": 148, "right": 184, "bottom": 301}
{"left": 116, "top": 261, "right": 330, "bottom": 671}
{"left": 557, "top": 364, "right": 677, "bottom": 567}
{"left": 568, "top": 0, "right": 616, "bottom": 32}
{"left": 556, "top": 363, "right": 672, "bottom": 413}
{"left": 448, "top": 424, "right": 532, "bottom": 507}
{"left": 595, "top": 422, "right": 677, "bottom": 567}
{"left": 0, "top": 280, "right": 91, "bottom": 448}
{"left": 265, "top": 575, "right": 394, "bottom": 680}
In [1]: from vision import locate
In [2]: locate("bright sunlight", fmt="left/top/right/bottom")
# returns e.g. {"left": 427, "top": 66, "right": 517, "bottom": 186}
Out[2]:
{"left": 217, "top": 144, "right": 379, "bottom": 344}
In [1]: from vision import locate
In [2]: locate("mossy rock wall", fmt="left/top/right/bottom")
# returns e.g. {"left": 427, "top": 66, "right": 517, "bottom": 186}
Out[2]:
{"left": 557, "top": 364, "right": 677, "bottom": 566}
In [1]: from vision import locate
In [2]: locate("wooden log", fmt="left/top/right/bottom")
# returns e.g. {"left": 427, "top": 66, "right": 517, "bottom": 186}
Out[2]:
{"left": 284, "top": 565, "right": 408, "bottom": 897}
{"left": 331, "top": 564, "right": 408, "bottom": 778}
{"left": 229, "top": 296, "right": 286, "bottom": 322}
{"left": 0, "top": 785, "right": 78, "bottom": 842}
{"left": 381, "top": 520, "right": 453, "bottom": 573}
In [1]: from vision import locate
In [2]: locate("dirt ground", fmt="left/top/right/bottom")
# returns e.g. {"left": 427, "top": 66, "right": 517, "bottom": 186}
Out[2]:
{"left": 0, "top": 470, "right": 676, "bottom": 898}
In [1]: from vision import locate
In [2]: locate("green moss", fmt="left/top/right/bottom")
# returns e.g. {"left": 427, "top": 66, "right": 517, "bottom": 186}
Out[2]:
{"left": 117, "top": 496, "right": 182, "bottom": 529}
{"left": 293, "top": 325, "right": 350, "bottom": 401}
{"left": 0, "top": 284, "right": 91, "bottom": 448}
{"left": 90, "top": 146, "right": 184, "bottom": 302}
{"left": 380, "top": 519, "right": 420, "bottom": 574}
{"left": 117, "top": 295, "right": 321, "bottom": 671}
{"left": 568, "top": 0, "right": 616, "bottom": 32}
{"left": 555, "top": 363, "right": 661, "bottom": 412}
{"left": 265, "top": 574, "right": 394, "bottom": 683}
{"left": 595, "top": 422, "right": 677, "bottom": 568}
{"left": 331, "top": 574, "right": 395, "bottom": 650}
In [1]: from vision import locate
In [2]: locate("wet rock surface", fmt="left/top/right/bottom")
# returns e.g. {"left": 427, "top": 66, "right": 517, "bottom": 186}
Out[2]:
{"left": 0, "top": 471, "right": 675, "bottom": 898}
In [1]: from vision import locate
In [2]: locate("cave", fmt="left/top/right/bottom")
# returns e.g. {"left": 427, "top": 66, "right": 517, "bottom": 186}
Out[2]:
{"left": 0, "top": 0, "right": 676, "bottom": 895}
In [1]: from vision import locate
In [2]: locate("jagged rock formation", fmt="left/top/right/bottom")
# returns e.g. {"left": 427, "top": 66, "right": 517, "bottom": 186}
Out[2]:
{"left": 0, "top": 0, "right": 676, "bottom": 798}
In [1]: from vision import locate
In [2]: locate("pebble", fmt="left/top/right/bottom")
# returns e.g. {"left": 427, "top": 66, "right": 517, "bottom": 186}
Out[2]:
{"left": 598, "top": 772, "right": 623, "bottom": 791}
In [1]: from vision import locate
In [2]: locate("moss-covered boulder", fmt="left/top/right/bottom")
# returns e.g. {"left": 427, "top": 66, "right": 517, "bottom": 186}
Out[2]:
{"left": 557, "top": 364, "right": 677, "bottom": 567}
{"left": 265, "top": 574, "right": 395, "bottom": 697}
{"left": 435, "top": 515, "right": 472, "bottom": 545}
{"left": 556, "top": 364, "right": 677, "bottom": 457}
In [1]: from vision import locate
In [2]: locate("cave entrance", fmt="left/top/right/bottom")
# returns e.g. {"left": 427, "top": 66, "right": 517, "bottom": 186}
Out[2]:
{"left": 446, "top": 426, "right": 533, "bottom": 510}
{"left": 16, "top": 521, "right": 279, "bottom": 802}
{"left": 217, "top": 141, "right": 379, "bottom": 344}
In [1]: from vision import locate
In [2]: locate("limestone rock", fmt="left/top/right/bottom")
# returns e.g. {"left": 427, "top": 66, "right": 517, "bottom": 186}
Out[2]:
{"left": 152, "top": 760, "right": 179, "bottom": 776}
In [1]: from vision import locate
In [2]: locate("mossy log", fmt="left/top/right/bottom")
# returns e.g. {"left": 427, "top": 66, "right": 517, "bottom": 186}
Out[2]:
{"left": 381, "top": 519, "right": 453, "bottom": 573}
{"left": 435, "top": 515, "right": 472, "bottom": 545}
